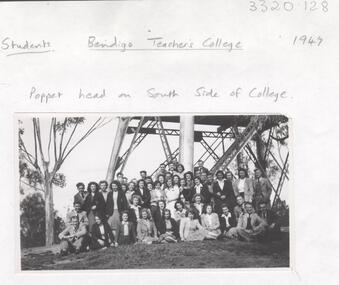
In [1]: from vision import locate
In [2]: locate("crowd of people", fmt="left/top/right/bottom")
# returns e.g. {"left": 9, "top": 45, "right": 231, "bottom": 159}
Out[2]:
{"left": 58, "top": 159, "right": 281, "bottom": 256}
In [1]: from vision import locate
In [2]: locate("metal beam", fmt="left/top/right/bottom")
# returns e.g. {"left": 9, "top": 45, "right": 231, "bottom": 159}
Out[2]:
{"left": 155, "top": 117, "right": 173, "bottom": 162}
{"left": 200, "top": 138, "right": 220, "bottom": 162}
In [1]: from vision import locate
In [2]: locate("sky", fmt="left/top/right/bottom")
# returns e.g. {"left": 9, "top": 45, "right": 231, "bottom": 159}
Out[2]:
{"left": 19, "top": 115, "right": 289, "bottom": 218}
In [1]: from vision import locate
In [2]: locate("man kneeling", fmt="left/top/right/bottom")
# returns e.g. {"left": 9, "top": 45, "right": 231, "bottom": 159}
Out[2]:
{"left": 227, "top": 202, "right": 267, "bottom": 241}
{"left": 58, "top": 215, "right": 88, "bottom": 255}
{"left": 91, "top": 215, "right": 115, "bottom": 250}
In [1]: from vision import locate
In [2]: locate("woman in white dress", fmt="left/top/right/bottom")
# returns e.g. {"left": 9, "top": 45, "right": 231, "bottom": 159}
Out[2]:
{"left": 165, "top": 178, "right": 180, "bottom": 217}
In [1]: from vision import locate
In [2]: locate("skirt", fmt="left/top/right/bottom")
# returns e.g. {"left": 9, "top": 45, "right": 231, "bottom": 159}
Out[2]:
{"left": 159, "top": 232, "right": 177, "bottom": 243}
{"left": 186, "top": 229, "right": 208, "bottom": 241}
{"left": 107, "top": 209, "right": 120, "bottom": 230}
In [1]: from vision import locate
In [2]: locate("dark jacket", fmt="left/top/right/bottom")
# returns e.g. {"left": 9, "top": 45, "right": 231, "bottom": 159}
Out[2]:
{"left": 83, "top": 192, "right": 106, "bottom": 218}
{"left": 91, "top": 222, "right": 115, "bottom": 246}
{"left": 134, "top": 187, "right": 151, "bottom": 208}
{"left": 74, "top": 192, "right": 87, "bottom": 210}
{"left": 116, "top": 221, "right": 136, "bottom": 244}
{"left": 219, "top": 213, "right": 236, "bottom": 233}
{"left": 128, "top": 206, "right": 142, "bottom": 225}
{"left": 105, "top": 190, "right": 128, "bottom": 216}
{"left": 191, "top": 184, "right": 212, "bottom": 203}
{"left": 153, "top": 207, "right": 166, "bottom": 234}
{"left": 212, "top": 179, "right": 237, "bottom": 210}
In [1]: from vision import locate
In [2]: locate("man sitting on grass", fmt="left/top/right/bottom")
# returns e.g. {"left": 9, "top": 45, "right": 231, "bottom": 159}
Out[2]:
{"left": 58, "top": 215, "right": 89, "bottom": 256}
{"left": 227, "top": 202, "right": 267, "bottom": 241}
{"left": 116, "top": 211, "right": 136, "bottom": 245}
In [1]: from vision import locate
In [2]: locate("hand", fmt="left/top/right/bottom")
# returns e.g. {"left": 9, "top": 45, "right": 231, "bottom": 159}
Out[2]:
{"left": 269, "top": 223, "right": 276, "bottom": 229}
{"left": 216, "top": 192, "right": 221, "bottom": 196}
{"left": 110, "top": 242, "right": 115, "bottom": 247}
{"left": 114, "top": 242, "right": 118, "bottom": 247}
{"left": 91, "top": 205, "right": 96, "bottom": 210}
{"left": 98, "top": 239, "right": 105, "bottom": 246}
{"left": 221, "top": 195, "right": 226, "bottom": 199}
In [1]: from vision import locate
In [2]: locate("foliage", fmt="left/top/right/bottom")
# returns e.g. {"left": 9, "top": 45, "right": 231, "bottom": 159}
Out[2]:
{"left": 20, "top": 192, "right": 66, "bottom": 248}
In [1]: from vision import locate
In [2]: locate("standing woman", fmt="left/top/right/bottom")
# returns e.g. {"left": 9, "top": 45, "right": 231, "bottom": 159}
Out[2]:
{"left": 83, "top": 182, "right": 105, "bottom": 233}
{"left": 192, "top": 176, "right": 211, "bottom": 204}
{"left": 173, "top": 201, "right": 187, "bottom": 227}
{"left": 201, "top": 204, "right": 221, "bottom": 239}
{"left": 106, "top": 180, "right": 128, "bottom": 237}
{"left": 135, "top": 179, "right": 151, "bottom": 208}
{"left": 233, "top": 168, "right": 254, "bottom": 202}
{"left": 183, "top": 171, "right": 194, "bottom": 202}
{"left": 178, "top": 193, "right": 191, "bottom": 210}
{"left": 157, "top": 174, "right": 166, "bottom": 191}
{"left": 174, "top": 164, "right": 185, "bottom": 179}
{"left": 165, "top": 178, "right": 180, "bottom": 217}
{"left": 125, "top": 181, "right": 136, "bottom": 206}
{"left": 180, "top": 209, "right": 207, "bottom": 241}
{"left": 137, "top": 208, "right": 158, "bottom": 244}
{"left": 150, "top": 180, "right": 166, "bottom": 219}
{"left": 192, "top": 193, "right": 205, "bottom": 219}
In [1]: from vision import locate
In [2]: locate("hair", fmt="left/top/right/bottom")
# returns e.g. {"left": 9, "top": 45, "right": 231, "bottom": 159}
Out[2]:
{"left": 94, "top": 214, "right": 103, "bottom": 221}
{"left": 73, "top": 201, "right": 81, "bottom": 206}
{"left": 140, "top": 170, "right": 147, "bottom": 175}
{"left": 174, "top": 200, "right": 184, "bottom": 210}
{"left": 158, "top": 199, "right": 166, "bottom": 207}
{"left": 205, "top": 203, "right": 214, "bottom": 212}
{"left": 137, "top": 179, "right": 146, "bottom": 188}
{"left": 238, "top": 168, "right": 248, "bottom": 177}
{"left": 131, "top": 194, "right": 141, "bottom": 204}
{"left": 121, "top": 210, "right": 129, "bottom": 217}
{"left": 225, "top": 171, "right": 233, "bottom": 177}
{"left": 157, "top": 174, "right": 165, "bottom": 182}
{"left": 76, "top": 182, "right": 85, "bottom": 188}
{"left": 197, "top": 159, "right": 203, "bottom": 163}
{"left": 194, "top": 176, "right": 202, "bottom": 183}
{"left": 244, "top": 202, "right": 253, "bottom": 207}
{"left": 166, "top": 178, "right": 173, "bottom": 187}
{"left": 193, "top": 193, "right": 203, "bottom": 203}
{"left": 186, "top": 209, "right": 196, "bottom": 217}
{"left": 184, "top": 171, "right": 194, "bottom": 180}
{"left": 141, "top": 208, "right": 150, "bottom": 219}
{"left": 177, "top": 163, "right": 185, "bottom": 173}
{"left": 172, "top": 175, "right": 180, "bottom": 185}
{"left": 146, "top": 181, "right": 154, "bottom": 188}
{"left": 164, "top": 209, "right": 171, "bottom": 218}
{"left": 154, "top": 180, "right": 161, "bottom": 187}
{"left": 215, "top": 170, "right": 225, "bottom": 178}
{"left": 99, "top": 180, "right": 108, "bottom": 187}
{"left": 87, "top": 181, "right": 99, "bottom": 193}
{"left": 121, "top": 183, "right": 128, "bottom": 191}
{"left": 109, "top": 180, "right": 122, "bottom": 192}
{"left": 221, "top": 203, "right": 229, "bottom": 210}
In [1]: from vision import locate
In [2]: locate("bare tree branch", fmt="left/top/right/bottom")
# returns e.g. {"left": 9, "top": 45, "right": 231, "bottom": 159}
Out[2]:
{"left": 47, "top": 119, "right": 53, "bottom": 162}
{"left": 60, "top": 118, "right": 80, "bottom": 160}
{"left": 58, "top": 118, "right": 68, "bottom": 161}
{"left": 52, "top": 118, "right": 57, "bottom": 164}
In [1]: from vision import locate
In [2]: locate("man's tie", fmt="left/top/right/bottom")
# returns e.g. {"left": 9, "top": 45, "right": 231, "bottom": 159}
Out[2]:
{"left": 246, "top": 215, "right": 253, "bottom": 230}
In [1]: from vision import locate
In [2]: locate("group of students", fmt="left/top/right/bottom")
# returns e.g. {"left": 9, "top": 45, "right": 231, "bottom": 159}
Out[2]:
{"left": 58, "top": 159, "right": 281, "bottom": 256}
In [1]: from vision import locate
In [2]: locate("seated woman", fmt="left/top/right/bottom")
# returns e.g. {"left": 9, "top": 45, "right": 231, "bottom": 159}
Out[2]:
{"left": 180, "top": 209, "right": 207, "bottom": 241}
{"left": 173, "top": 201, "right": 187, "bottom": 227}
{"left": 201, "top": 204, "right": 221, "bottom": 239}
{"left": 116, "top": 211, "right": 136, "bottom": 245}
{"left": 137, "top": 208, "right": 158, "bottom": 244}
{"left": 90, "top": 215, "right": 115, "bottom": 250}
{"left": 129, "top": 195, "right": 142, "bottom": 230}
{"left": 158, "top": 209, "right": 179, "bottom": 243}
{"left": 192, "top": 193, "right": 205, "bottom": 220}
{"left": 178, "top": 193, "right": 191, "bottom": 210}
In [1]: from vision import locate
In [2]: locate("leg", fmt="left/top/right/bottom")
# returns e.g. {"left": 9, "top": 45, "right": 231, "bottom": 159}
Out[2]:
{"left": 59, "top": 240, "right": 71, "bottom": 255}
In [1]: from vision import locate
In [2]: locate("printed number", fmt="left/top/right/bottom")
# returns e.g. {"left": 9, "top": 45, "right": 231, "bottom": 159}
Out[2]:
{"left": 322, "top": 1, "right": 328, "bottom": 12}
{"left": 271, "top": 1, "right": 280, "bottom": 11}
{"left": 259, "top": 0, "right": 268, "bottom": 12}
{"left": 249, "top": 1, "right": 257, "bottom": 11}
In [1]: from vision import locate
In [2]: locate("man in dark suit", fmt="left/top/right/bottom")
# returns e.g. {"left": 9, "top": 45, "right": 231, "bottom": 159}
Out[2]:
{"left": 219, "top": 204, "right": 236, "bottom": 236}
{"left": 90, "top": 215, "right": 115, "bottom": 250}
{"left": 257, "top": 202, "right": 280, "bottom": 240}
{"left": 134, "top": 179, "right": 151, "bottom": 208}
{"left": 73, "top": 182, "right": 87, "bottom": 211}
{"left": 153, "top": 200, "right": 166, "bottom": 235}
{"left": 194, "top": 160, "right": 209, "bottom": 176}
{"left": 116, "top": 211, "right": 136, "bottom": 245}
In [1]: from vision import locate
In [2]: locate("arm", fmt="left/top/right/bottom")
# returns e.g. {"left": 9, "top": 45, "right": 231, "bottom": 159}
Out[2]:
{"left": 212, "top": 214, "right": 220, "bottom": 230}
{"left": 75, "top": 225, "right": 87, "bottom": 238}
{"left": 137, "top": 221, "right": 143, "bottom": 241}
{"left": 58, "top": 227, "right": 70, "bottom": 240}
{"left": 196, "top": 219, "right": 204, "bottom": 230}
{"left": 201, "top": 215, "right": 207, "bottom": 228}
{"left": 179, "top": 218, "right": 186, "bottom": 240}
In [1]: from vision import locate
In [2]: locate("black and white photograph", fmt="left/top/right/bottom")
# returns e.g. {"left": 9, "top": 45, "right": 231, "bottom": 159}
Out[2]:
{"left": 18, "top": 114, "right": 290, "bottom": 270}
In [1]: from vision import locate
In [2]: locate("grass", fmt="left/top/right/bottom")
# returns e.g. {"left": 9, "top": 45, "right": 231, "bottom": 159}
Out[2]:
{"left": 21, "top": 233, "right": 289, "bottom": 270}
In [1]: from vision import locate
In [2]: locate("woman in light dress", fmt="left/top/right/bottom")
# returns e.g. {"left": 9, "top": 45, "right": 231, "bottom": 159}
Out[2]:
{"left": 201, "top": 204, "right": 221, "bottom": 239}
{"left": 158, "top": 209, "right": 179, "bottom": 243}
{"left": 149, "top": 180, "right": 166, "bottom": 219}
{"left": 180, "top": 209, "right": 207, "bottom": 241}
{"left": 165, "top": 178, "right": 180, "bottom": 217}
{"left": 125, "top": 182, "right": 136, "bottom": 206}
{"left": 137, "top": 208, "right": 158, "bottom": 244}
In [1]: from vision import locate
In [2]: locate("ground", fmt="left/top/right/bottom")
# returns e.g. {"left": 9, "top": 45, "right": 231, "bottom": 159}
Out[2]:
{"left": 21, "top": 233, "right": 289, "bottom": 270}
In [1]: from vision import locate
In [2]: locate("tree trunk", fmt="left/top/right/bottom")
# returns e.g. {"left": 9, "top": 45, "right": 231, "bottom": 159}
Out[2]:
{"left": 44, "top": 180, "right": 54, "bottom": 247}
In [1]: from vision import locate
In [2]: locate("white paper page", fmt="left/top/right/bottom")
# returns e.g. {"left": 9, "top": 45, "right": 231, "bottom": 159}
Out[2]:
{"left": 0, "top": 0, "right": 338, "bottom": 284}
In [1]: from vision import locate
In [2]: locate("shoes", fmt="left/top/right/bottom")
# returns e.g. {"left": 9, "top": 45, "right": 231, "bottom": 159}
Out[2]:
{"left": 59, "top": 250, "right": 67, "bottom": 256}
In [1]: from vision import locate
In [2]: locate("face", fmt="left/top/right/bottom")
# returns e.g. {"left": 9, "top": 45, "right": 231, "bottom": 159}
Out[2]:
{"left": 123, "top": 178, "right": 128, "bottom": 183}
{"left": 77, "top": 185, "right": 85, "bottom": 192}
{"left": 95, "top": 216, "right": 102, "bottom": 225}
{"left": 173, "top": 176, "right": 179, "bottom": 184}
{"left": 176, "top": 203, "right": 183, "bottom": 211}
{"left": 90, "top": 184, "right": 96, "bottom": 192}
{"left": 259, "top": 203, "right": 267, "bottom": 212}
{"left": 226, "top": 173, "right": 232, "bottom": 180}
{"left": 74, "top": 203, "right": 81, "bottom": 212}
{"left": 195, "top": 171, "right": 201, "bottom": 177}
{"left": 180, "top": 179, "right": 186, "bottom": 187}
{"left": 155, "top": 182, "right": 161, "bottom": 189}
{"left": 128, "top": 182, "right": 135, "bottom": 191}
{"left": 217, "top": 172, "right": 223, "bottom": 180}
{"left": 111, "top": 183, "right": 118, "bottom": 192}
{"left": 237, "top": 197, "right": 244, "bottom": 205}
{"left": 159, "top": 176, "right": 164, "bottom": 183}
{"left": 194, "top": 178, "right": 200, "bottom": 185}
{"left": 122, "top": 213, "right": 128, "bottom": 222}
{"left": 169, "top": 163, "right": 174, "bottom": 170}
{"left": 122, "top": 185, "right": 127, "bottom": 192}
{"left": 164, "top": 211, "right": 170, "bottom": 219}
{"left": 186, "top": 173, "right": 192, "bottom": 180}
{"left": 245, "top": 204, "right": 253, "bottom": 214}
{"left": 99, "top": 183, "right": 108, "bottom": 191}
{"left": 145, "top": 178, "right": 152, "bottom": 184}
{"left": 166, "top": 179, "right": 172, "bottom": 187}
{"left": 177, "top": 165, "right": 183, "bottom": 172}
{"left": 188, "top": 212, "right": 194, "bottom": 220}
{"left": 222, "top": 207, "right": 229, "bottom": 214}
{"left": 117, "top": 174, "right": 123, "bottom": 180}
{"left": 206, "top": 205, "right": 212, "bottom": 214}
{"left": 180, "top": 194, "right": 186, "bottom": 203}
{"left": 201, "top": 172, "right": 207, "bottom": 181}
{"left": 198, "top": 161, "right": 203, "bottom": 167}
{"left": 165, "top": 173, "right": 172, "bottom": 180}
{"left": 239, "top": 170, "right": 246, "bottom": 179}
{"left": 160, "top": 164, "right": 165, "bottom": 171}
{"left": 133, "top": 197, "right": 139, "bottom": 205}
{"left": 159, "top": 202, "right": 165, "bottom": 210}
{"left": 195, "top": 196, "right": 201, "bottom": 203}
{"left": 141, "top": 211, "right": 148, "bottom": 219}
{"left": 207, "top": 175, "right": 213, "bottom": 183}
{"left": 147, "top": 183, "right": 153, "bottom": 191}
{"left": 139, "top": 180, "right": 145, "bottom": 188}
{"left": 255, "top": 170, "right": 262, "bottom": 178}
{"left": 140, "top": 172, "right": 146, "bottom": 178}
